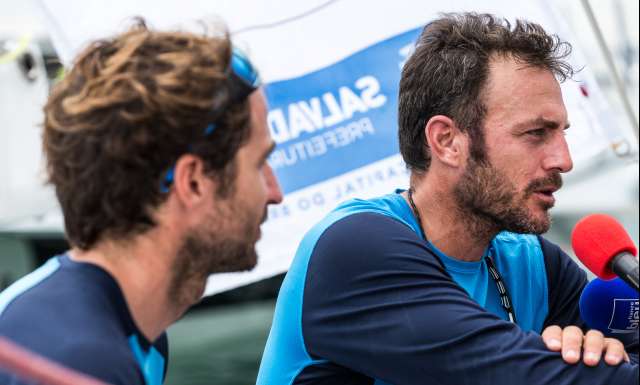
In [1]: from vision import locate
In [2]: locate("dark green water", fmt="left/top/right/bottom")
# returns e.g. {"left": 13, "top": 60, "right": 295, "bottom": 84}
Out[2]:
{"left": 165, "top": 300, "right": 276, "bottom": 385}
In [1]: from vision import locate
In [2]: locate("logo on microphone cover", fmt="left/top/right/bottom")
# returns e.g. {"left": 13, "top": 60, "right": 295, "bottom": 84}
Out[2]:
{"left": 608, "top": 299, "right": 640, "bottom": 333}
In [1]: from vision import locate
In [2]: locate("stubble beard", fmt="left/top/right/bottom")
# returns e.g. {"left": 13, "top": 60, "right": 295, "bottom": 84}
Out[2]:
{"left": 168, "top": 199, "right": 260, "bottom": 309}
{"left": 453, "top": 156, "right": 562, "bottom": 239}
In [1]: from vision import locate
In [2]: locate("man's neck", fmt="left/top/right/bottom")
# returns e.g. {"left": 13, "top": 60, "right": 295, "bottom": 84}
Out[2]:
{"left": 407, "top": 176, "right": 499, "bottom": 262}
{"left": 69, "top": 229, "right": 187, "bottom": 342}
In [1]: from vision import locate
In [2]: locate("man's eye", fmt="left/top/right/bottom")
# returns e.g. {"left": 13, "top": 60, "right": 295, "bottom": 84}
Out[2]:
{"left": 528, "top": 128, "right": 546, "bottom": 137}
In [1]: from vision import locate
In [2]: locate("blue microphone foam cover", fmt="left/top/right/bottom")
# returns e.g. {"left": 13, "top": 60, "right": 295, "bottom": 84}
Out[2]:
{"left": 579, "top": 278, "right": 639, "bottom": 336}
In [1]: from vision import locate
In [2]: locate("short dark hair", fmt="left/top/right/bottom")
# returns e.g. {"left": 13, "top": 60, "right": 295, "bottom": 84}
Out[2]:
{"left": 398, "top": 12, "right": 574, "bottom": 172}
{"left": 43, "top": 21, "right": 252, "bottom": 250}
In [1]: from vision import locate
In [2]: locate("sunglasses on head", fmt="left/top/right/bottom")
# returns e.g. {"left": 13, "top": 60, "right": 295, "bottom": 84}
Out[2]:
{"left": 160, "top": 47, "right": 261, "bottom": 193}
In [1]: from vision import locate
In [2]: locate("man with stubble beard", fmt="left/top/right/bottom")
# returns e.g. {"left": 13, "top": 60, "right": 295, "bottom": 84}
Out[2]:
{"left": 257, "top": 13, "right": 638, "bottom": 385}
{"left": 0, "top": 21, "right": 281, "bottom": 385}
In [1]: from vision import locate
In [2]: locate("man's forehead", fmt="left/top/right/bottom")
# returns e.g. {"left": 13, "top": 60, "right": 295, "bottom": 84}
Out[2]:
{"left": 248, "top": 90, "right": 272, "bottom": 145}
{"left": 484, "top": 58, "right": 564, "bottom": 106}
{"left": 486, "top": 56, "right": 560, "bottom": 90}
{"left": 250, "top": 89, "right": 267, "bottom": 115}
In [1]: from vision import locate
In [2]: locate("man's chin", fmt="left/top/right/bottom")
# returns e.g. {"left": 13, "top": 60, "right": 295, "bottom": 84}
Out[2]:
{"left": 238, "top": 253, "right": 258, "bottom": 272}
{"left": 224, "top": 249, "right": 258, "bottom": 273}
{"left": 531, "top": 218, "right": 551, "bottom": 234}
{"left": 522, "top": 212, "right": 552, "bottom": 234}
{"left": 498, "top": 205, "right": 551, "bottom": 235}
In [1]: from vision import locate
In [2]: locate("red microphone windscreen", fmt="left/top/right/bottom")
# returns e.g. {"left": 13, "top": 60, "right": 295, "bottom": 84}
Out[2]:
{"left": 571, "top": 214, "right": 637, "bottom": 279}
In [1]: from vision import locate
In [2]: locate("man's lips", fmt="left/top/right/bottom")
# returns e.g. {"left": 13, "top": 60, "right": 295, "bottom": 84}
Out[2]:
{"left": 532, "top": 187, "right": 558, "bottom": 206}
{"left": 535, "top": 186, "right": 559, "bottom": 194}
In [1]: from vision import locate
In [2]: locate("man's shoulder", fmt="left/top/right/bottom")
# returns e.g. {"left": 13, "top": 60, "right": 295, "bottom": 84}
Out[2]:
{"left": 330, "top": 192, "right": 413, "bottom": 220}
{"left": 0, "top": 256, "right": 133, "bottom": 367}
{"left": 300, "top": 205, "right": 418, "bottom": 258}
{"left": 285, "top": 194, "right": 439, "bottom": 289}
{"left": 303, "top": 210, "right": 443, "bottom": 279}
{"left": 1, "top": 256, "right": 123, "bottom": 327}
{"left": 0, "top": 257, "right": 155, "bottom": 384}
{"left": 305, "top": 192, "right": 418, "bottom": 243}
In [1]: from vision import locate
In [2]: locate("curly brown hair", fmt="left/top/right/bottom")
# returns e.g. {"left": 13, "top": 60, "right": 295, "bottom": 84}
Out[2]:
{"left": 399, "top": 13, "right": 575, "bottom": 173}
{"left": 43, "top": 20, "right": 252, "bottom": 250}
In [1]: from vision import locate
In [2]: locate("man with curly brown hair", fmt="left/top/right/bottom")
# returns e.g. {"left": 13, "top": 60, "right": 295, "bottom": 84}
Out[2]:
{"left": 0, "top": 21, "right": 282, "bottom": 385}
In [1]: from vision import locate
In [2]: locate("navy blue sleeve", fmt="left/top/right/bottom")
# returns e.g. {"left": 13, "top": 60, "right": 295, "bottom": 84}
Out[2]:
{"left": 540, "top": 236, "right": 639, "bottom": 364}
{"left": 301, "top": 213, "right": 638, "bottom": 385}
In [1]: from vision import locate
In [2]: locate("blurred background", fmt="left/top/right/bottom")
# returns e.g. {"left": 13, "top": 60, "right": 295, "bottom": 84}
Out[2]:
{"left": 0, "top": 0, "right": 638, "bottom": 384}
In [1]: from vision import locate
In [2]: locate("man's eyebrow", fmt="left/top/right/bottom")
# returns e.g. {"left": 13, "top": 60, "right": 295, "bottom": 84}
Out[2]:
{"left": 514, "top": 117, "right": 570, "bottom": 130}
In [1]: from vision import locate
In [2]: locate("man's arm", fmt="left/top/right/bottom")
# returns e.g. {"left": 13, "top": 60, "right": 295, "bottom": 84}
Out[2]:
{"left": 540, "top": 235, "right": 639, "bottom": 364}
{"left": 301, "top": 213, "right": 638, "bottom": 385}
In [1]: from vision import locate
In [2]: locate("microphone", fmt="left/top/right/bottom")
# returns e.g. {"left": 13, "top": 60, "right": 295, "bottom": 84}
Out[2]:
{"left": 579, "top": 278, "right": 639, "bottom": 336}
{"left": 571, "top": 214, "right": 639, "bottom": 291}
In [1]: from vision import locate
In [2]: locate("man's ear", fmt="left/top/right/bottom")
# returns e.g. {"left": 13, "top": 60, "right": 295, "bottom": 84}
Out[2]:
{"left": 424, "top": 115, "right": 468, "bottom": 168}
{"left": 171, "top": 154, "right": 215, "bottom": 208}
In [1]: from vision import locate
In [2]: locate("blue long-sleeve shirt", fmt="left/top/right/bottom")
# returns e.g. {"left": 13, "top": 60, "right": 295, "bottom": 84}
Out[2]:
{"left": 257, "top": 192, "right": 638, "bottom": 384}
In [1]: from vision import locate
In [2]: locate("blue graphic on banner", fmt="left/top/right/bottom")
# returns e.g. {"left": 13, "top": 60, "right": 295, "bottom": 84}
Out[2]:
{"left": 264, "top": 27, "right": 422, "bottom": 194}
{"left": 609, "top": 299, "right": 640, "bottom": 333}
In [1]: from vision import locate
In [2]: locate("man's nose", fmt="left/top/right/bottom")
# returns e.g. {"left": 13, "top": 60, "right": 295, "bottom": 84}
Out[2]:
{"left": 543, "top": 133, "right": 573, "bottom": 174}
{"left": 265, "top": 164, "right": 283, "bottom": 204}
